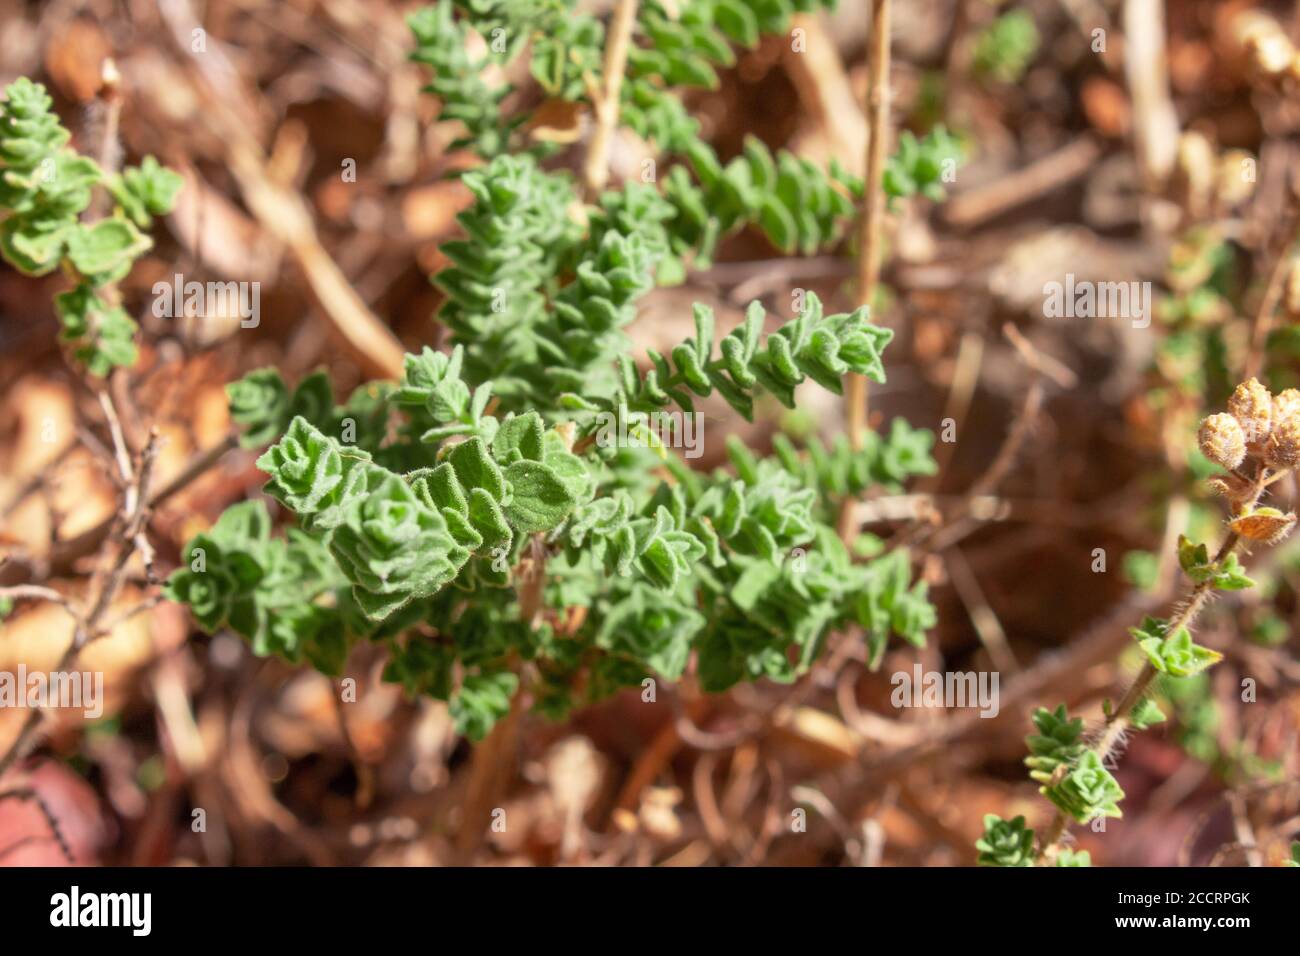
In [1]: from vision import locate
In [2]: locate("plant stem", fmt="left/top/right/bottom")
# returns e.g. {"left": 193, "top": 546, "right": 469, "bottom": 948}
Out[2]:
{"left": 840, "top": 0, "right": 890, "bottom": 541}
{"left": 1035, "top": 531, "right": 1242, "bottom": 861}
{"left": 89, "top": 59, "right": 123, "bottom": 222}
{"left": 0, "top": 412, "right": 159, "bottom": 781}
{"left": 1035, "top": 449, "right": 1275, "bottom": 863}
{"left": 857, "top": 0, "right": 892, "bottom": 314}
{"left": 583, "top": 0, "right": 638, "bottom": 200}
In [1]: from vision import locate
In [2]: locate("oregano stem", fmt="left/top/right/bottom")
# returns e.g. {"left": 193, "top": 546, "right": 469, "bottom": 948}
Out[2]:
{"left": 583, "top": 0, "right": 638, "bottom": 199}
{"left": 1036, "top": 530, "right": 1243, "bottom": 861}
{"left": 841, "top": 0, "right": 891, "bottom": 541}
{"left": 1032, "top": 445, "right": 1279, "bottom": 864}
{"left": 857, "top": 0, "right": 892, "bottom": 315}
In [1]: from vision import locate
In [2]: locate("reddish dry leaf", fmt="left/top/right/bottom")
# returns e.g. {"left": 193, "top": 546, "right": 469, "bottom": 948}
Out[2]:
{"left": 43, "top": 18, "right": 109, "bottom": 103}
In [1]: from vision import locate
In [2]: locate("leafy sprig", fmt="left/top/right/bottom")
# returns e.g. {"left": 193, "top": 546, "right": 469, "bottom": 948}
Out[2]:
{"left": 0, "top": 78, "right": 181, "bottom": 375}
{"left": 163, "top": 3, "right": 940, "bottom": 745}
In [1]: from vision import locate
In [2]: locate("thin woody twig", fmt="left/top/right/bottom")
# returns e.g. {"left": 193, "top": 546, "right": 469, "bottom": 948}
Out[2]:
{"left": 582, "top": 0, "right": 639, "bottom": 199}
{"left": 840, "top": 0, "right": 891, "bottom": 542}
{"left": 946, "top": 545, "right": 1019, "bottom": 674}
{"left": 0, "top": 426, "right": 160, "bottom": 780}
{"left": 0, "top": 432, "right": 239, "bottom": 589}
{"left": 942, "top": 138, "right": 1101, "bottom": 229}
{"left": 89, "top": 59, "right": 123, "bottom": 221}
{"left": 0, "top": 584, "right": 76, "bottom": 611}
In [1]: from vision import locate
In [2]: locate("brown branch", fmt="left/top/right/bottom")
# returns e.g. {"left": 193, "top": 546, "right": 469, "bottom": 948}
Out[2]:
{"left": 942, "top": 138, "right": 1101, "bottom": 229}
{"left": 582, "top": 0, "right": 639, "bottom": 199}
{"left": 0, "top": 432, "right": 239, "bottom": 588}
{"left": 453, "top": 686, "right": 524, "bottom": 864}
{"left": 0, "top": 421, "right": 160, "bottom": 780}
{"left": 1123, "top": 0, "right": 1180, "bottom": 189}
{"left": 0, "top": 584, "right": 76, "bottom": 611}
{"left": 156, "top": 0, "right": 407, "bottom": 380}
{"left": 839, "top": 0, "right": 891, "bottom": 541}
{"left": 88, "top": 59, "right": 123, "bottom": 222}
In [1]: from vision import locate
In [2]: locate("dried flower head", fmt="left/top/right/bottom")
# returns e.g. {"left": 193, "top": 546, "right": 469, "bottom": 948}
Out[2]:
{"left": 1266, "top": 415, "right": 1300, "bottom": 469}
{"left": 1198, "top": 412, "right": 1247, "bottom": 469}
{"left": 1206, "top": 472, "right": 1253, "bottom": 501}
{"left": 1230, "top": 507, "right": 1297, "bottom": 545}
{"left": 1274, "top": 387, "right": 1300, "bottom": 426}
{"left": 1227, "top": 377, "right": 1273, "bottom": 451}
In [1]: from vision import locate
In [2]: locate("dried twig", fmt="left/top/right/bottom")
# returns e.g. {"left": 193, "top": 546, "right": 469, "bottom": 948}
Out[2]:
{"left": 840, "top": 0, "right": 891, "bottom": 541}
{"left": 942, "top": 138, "right": 1102, "bottom": 229}
{"left": 1123, "top": 0, "right": 1180, "bottom": 189}
{"left": 582, "top": 0, "right": 639, "bottom": 199}
{"left": 0, "top": 407, "right": 160, "bottom": 780}
{"left": 0, "top": 433, "right": 238, "bottom": 588}
{"left": 946, "top": 545, "right": 1019, "bottom": 674}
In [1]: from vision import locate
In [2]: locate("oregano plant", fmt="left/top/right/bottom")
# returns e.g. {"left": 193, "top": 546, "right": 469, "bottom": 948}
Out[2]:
{"left": 0, "top": 78, "right": 181, "bottom": 375}
{"left": 158, "top": 1, "right": 940, "bottom": 741}
{"left": 978, "top": 378, "right": 1299, "bottom": 865}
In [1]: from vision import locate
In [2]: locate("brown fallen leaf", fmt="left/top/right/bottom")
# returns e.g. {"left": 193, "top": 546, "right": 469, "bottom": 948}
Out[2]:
{"left": 43, "top": 18, "right": 109, "bottom": 103}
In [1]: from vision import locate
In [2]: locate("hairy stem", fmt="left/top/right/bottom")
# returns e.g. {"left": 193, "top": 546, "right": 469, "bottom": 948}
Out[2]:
{"left": 1035, "top": 450, "right": 1274, "bottom": 863}
{"left": 1036, "top": 530, "right": 1242, "bottom": 861}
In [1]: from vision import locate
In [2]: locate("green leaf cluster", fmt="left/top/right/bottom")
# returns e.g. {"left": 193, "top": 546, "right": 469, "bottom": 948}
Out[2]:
{"left": 619, "top": 1, "right": 838, "bottom": 151}
{"left": 0, "top": 78, "right": 181, "bottom": 375}
{"left": 1130, "top": 616, "right": 1224, "bottom": 678}
{"left": 1054, "top": 848, "right": 1092, "bottom": 866}
{"left": 161, "top": 501, "right": 349, "bottom": 672}
{"left": 972, "top": 10, "right": 1040, "bottom": 85}
{"left": 1024, "top": 704, "right": 1085, "bottom": 785}
{"left": 1042, "top": 750, "right": 1125, "bottom": 824}
{"left": 882, "top": 127, "right": 964, "bottom": 203}
{"left": 434, "top": 154, "right": 578, "bottom": 397}
{"left": 173, "top": 337, "right": 936, "bottom": 735}
{"left": 0, "top": 77, "right": 99, "bottom": 275}
{"left": 1176, "top": 535, "right": 1254, "bottom": 590}
{"left": 164, "top": 6, "right": 941, "bottom": 742}
{"left": 588, "top": 294, "right": 894, "bottom": 422}
{"left": 771, "top": 418, "right": 938, "bottom": 501}
{"left": 409, "top": 2, "right": 518, "bottom": 157}
{"left": 975, "top": 814, "right": 1035, "bottom": 867}
{"left": 662, "top": 138, "right": 862, "bottom": 264}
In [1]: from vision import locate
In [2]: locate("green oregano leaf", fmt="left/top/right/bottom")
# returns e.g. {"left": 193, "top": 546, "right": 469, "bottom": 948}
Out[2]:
{"left": 1042, "top": 750, "right": 1125, "bottom": 824}
{"left": 504, "top": 460, "right": 576, "bottom": 533}
{"left": 975, "top": 814, "right": 1035, "bottom": 867}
